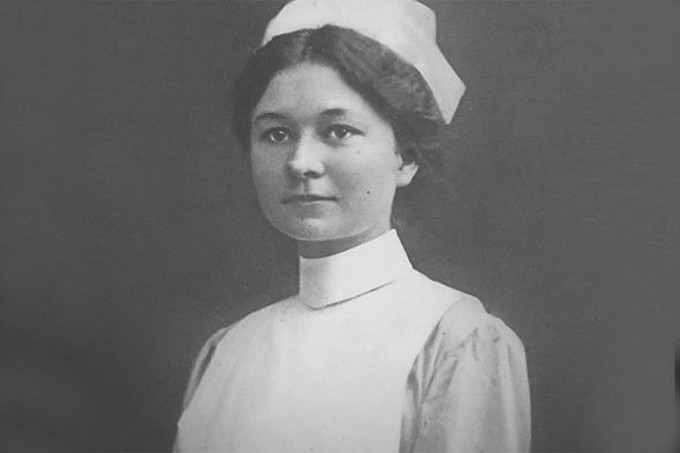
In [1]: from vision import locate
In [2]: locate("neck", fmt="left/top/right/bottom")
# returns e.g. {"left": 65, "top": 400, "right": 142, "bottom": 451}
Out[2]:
{"left": 297, "top": 226, "right": 391, "bottom": 259}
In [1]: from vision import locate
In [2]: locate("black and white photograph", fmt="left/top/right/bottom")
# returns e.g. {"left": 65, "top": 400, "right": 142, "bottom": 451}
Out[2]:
{"left": 1, "top": 0, "right": 678, "bottom": 452}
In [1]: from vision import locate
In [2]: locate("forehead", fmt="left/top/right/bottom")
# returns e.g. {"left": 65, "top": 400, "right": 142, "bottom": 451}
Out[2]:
{"left": 253, "top": 62, "right": 381, "bottom": 122}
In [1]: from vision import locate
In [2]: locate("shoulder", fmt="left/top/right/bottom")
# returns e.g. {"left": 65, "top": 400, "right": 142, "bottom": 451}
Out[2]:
{"left": 199, "top": 297, "right": 296, "bottom": 355}
{"left": 413, "top": 276, "right": 526, "bottom": 360}
{"left": 181, "top": 298, "right": 294, "bottom": 407}
{"left": 436, "top": 302, "right": 527, "bottom": 365}
{"left": 410, "top": 272, "right": 487, "bottom": 332}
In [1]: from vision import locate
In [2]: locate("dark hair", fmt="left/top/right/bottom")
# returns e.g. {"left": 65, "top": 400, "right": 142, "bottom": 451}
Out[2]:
{"left": 232, "top": 25, "right": 444, "bottom": 170}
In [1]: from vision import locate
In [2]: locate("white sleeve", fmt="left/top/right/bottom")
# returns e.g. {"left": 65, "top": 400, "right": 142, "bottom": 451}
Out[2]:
{"left": 412, "top": 319, "right": 531, "bottom": 453}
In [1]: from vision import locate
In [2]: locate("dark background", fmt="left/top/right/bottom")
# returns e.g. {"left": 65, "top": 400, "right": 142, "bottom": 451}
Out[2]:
{"left": 1, "top": 1, "right": 678, "bottom": 452}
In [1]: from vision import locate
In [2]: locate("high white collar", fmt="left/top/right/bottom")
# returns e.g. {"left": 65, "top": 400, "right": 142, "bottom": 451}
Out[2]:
{"left": 298, "top": 230, "right": 413, "bottom": 309}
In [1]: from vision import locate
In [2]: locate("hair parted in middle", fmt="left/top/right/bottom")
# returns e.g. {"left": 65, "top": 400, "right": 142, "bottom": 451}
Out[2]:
{"left": 232, "top": 25, "right": 445, "bottom": 171}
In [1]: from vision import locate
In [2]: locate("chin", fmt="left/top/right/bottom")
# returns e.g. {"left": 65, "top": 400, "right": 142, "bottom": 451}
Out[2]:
{"left": 270, "top": 218, "right": 339, "bottom": 242}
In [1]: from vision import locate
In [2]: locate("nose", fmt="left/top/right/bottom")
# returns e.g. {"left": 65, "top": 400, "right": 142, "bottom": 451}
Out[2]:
{"left": 286, "top": 134, "right": 324, "bottom": 180}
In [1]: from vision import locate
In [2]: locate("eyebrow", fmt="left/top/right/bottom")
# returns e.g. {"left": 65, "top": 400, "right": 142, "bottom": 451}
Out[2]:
{"left": 319, "top": 108, "right": 350, "bottom": 119}
{"left": 252, "top": 112, "right": 287, "bottom": 124}
{"left": 252, "top": 108, "right": 353, "bottom": 124}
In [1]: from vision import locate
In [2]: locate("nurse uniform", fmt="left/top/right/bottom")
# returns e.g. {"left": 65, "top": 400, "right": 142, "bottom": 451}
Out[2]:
{"left": 176, "top": 230, "right": 530, "bottom": 452}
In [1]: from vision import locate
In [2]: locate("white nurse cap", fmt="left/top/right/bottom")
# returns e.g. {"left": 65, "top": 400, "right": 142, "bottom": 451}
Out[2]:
{"left": 261, "top": 0, "right": 465, "bottom": 124}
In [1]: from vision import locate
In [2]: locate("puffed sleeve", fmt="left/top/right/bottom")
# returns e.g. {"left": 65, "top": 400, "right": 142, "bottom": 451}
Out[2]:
{"left": 405, "top": 312, "right": 531, "bottom": 453}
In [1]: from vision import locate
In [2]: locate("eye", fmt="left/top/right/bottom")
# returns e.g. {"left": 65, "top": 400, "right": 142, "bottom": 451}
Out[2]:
{"left": 325, "top": 124, "right": 361, "bottom": 141}
{"left": 261, "top": 127, "right": 291, "bottom": 143}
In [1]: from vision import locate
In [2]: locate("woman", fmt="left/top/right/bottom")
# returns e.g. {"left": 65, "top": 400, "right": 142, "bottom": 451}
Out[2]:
{"left": 175, "top": 0, "right": 530, "bottom": 452}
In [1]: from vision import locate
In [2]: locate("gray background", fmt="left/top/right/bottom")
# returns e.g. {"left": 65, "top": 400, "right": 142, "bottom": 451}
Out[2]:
{"left": 1, "top": 1, "right": 678, "bottom": 452}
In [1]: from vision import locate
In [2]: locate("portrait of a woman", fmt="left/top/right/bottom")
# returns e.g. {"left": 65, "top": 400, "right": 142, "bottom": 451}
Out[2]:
{"left": 4, "top": 0, "right": 678, "bottom": 450}
{"left": 174, "top": 1, "right": 531, "bottom": 451}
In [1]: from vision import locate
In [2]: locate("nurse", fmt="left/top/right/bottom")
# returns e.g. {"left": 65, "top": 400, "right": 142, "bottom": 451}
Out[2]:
{"left": 175, "top": 1, "right": 531, "bottom": 452}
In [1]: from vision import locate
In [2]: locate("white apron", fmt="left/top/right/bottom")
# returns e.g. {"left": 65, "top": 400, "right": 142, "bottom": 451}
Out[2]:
{"left": 177, "top": 231, "right": 460, "bottom": 452}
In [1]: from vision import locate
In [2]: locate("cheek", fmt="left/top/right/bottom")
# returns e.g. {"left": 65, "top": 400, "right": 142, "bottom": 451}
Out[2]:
{"left": 334, "top": 162, "right": 399, "bottom": 208}
{"left": 251, "top": 152, "right": 282, "bottom": 193}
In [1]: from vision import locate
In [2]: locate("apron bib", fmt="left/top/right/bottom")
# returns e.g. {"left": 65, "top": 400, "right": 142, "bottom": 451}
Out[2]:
{"left": 178, "top": 272, "right": 458, "bottom": 452}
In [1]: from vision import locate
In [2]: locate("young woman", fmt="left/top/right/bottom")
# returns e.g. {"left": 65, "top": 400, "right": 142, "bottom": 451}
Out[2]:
{"left": 175, "top": 1, "right": 531, "bottom": 451}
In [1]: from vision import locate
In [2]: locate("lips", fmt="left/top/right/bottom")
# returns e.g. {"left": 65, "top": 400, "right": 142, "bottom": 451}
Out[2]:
{"left": 282, "top": 194, "right": 338, "bottom": 204}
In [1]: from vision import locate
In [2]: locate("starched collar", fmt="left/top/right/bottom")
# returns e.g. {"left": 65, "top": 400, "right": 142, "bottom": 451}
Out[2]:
{"left": 298, "top": 230, "right": 413, "bottom": 309}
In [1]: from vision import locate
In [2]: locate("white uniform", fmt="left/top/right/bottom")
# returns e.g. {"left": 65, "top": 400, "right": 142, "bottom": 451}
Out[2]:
{"left": 176, "top": 230, "right": 530, "bottom": 452}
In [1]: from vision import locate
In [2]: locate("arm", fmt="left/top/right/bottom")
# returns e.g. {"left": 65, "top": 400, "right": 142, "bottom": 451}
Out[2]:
{"left": 172, "top": 327, "right": 231, "bottom": 453}
{"left": 411, "top": 320, "right": 531, "bottom": 453}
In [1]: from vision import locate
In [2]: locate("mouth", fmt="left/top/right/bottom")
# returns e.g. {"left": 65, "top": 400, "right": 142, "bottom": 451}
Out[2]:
{"left": 282, "top": 194, "right": 338, "bottom": 204}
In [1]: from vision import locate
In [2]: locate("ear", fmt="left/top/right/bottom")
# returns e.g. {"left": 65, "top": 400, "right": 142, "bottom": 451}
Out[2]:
{"left": 396, "top": 159, "right": 419, "bottom": 188}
